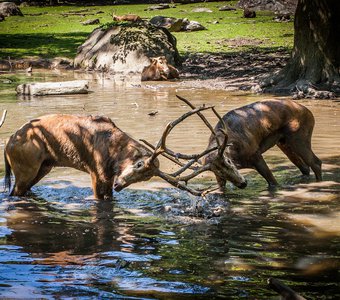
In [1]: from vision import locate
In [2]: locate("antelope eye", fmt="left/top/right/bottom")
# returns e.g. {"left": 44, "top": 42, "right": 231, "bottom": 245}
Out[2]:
{"left": 136, "top": 161, "right": 144, "bottom": 169}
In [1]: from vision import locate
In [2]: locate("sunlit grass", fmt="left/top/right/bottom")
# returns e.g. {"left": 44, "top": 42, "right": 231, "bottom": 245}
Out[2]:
{"left": 0, "top": 1, "right": 294, "bottom": 59}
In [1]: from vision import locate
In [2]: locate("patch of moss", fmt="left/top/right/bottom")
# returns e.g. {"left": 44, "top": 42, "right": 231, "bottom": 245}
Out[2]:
{"left": 100, "top": 21, "right": 132, "bottom": 30}
{"left": 107, "top": 23, "right": 177, "bottom": 64}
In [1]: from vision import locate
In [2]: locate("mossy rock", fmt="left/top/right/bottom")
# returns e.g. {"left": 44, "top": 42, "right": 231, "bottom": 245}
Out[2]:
{"left": 74, "top": 22, "right": 180, "bottom": 74}
{"left": 0, "top": 2, "right": 23, "bottom": 17}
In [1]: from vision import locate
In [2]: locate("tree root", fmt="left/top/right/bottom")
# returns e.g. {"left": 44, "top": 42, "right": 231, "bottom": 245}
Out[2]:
{"left": 292, "top": 80, "right": 336, "bottom": 99}
{"left": 268, "top": 277, "right": 306, "bottom": 300}
{"left": 255, "top": 73, "right": 340, "bottom": 99}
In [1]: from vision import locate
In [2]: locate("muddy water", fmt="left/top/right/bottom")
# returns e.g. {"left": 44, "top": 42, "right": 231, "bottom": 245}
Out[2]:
{"left": 0, "top": 70, "right": 339, "bottom": 299}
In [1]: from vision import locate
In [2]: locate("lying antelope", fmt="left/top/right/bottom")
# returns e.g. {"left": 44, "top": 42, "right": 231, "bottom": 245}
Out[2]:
{"left": 175, "top": 95, "right": 322, "bottom": 191}
{"left": 4, "top": 107, "right": 246, "bottom": 199}
{"left": 141, "top": 56, "right": 179, "bottom": 81}
{"left": 112, "top": 14, "right": 142, "bottom": 22}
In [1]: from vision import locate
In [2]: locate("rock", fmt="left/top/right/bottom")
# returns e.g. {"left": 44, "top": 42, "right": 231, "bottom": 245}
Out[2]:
{"left": 149, "top": 16, "right": 206, "bottom": 32}
{"left": 113, "top": 0, "right": 129, "bottom": 4}
{"left": 163, "top": 205, "right": 172, "bottom": 212}
{"left": 149, "top": 16, "right": 185, "bottom": 32}
{"left": 192, "top": 7, "right": 213, "bottom": 13}
{"left": 25, "top": 12, "right": 48, "bottom": 16}
{"left": 74, "top": 22, "right": 180, "bottom": 74}
{"left": 50, "top": 57, "right": 73, "bottom": 69}
{"left": 146, "top": 4, "right": 170, "bottom": 11}
{"left": 219, "top": 5, "right": 236, "bottom": 11}
{"left": 16, "top": 80, "right": 89, "bottom": 96}
{"left": 81, "top": 18, "right": 100, "bottom": 25}
{"left": 243, "top": 8, "right": 256, "bottom": 18}
{"left": 19, "top": 2, "right": 29, "bottom": 8}
{"left": 184, "top": 20, "right": 206, "bottom": 31}
{"left": 237, "top": 0, "right": 297, "bottom": 14}
{"left": 1, "top": 78, "right": 12, "bottom": 84}
{"left": 0, "top": 2, "right": 23, "bottom": 17}
{"left": 274, "top": 13, "right": 291, "bottom": 22}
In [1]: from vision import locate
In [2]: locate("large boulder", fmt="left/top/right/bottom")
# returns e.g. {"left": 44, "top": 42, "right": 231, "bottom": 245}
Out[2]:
{"left": 237, "top": 0, "right": 297, "bottom": 14}
{"left": 74, "top": 22, "right": 180, "bottom": 73}
{"left": 150, "top": 16, "right": 206, "bottom": 32}
{"left": 184, "top": 20, "right": 206, "bottom": 31}
{"left": 0, "top": 2, "right": 23, "bottom": 17}
{"left": 149, "top": 16, "right": 185, "bottom": 32}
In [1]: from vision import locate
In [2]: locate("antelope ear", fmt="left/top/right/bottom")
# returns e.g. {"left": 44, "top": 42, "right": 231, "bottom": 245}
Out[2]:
{"left": 146, "top": 156, "right": 159, "bottom": 168}
{"left": 129, "top": 144, "right": 142, "bottom": 155}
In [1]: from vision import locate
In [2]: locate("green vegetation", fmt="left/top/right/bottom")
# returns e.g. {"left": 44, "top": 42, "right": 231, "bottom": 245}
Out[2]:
{"left": 100, "top": 20, "right": 132, "bottom": 30}
{"left": 0, "top": 1, "right": 294, "bottom": 59}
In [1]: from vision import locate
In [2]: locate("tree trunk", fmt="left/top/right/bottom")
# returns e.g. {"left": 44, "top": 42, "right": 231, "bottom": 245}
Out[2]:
{"left": 16, "top": 80, "right": 89, "bottom": 96}
{"left": 261, "top": 0, "right": 340, "bottom": 98}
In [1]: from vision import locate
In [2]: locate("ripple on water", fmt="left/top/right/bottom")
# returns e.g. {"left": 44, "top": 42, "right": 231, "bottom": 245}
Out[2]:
{"left": 101, "top": 251, "right": 161, "bottom": 262}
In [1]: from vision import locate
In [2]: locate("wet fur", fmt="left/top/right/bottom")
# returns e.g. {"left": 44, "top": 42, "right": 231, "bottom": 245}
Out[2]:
{"left": 204, "top": 99, "right": 322, "bottom": 189}
{"left": 4, "top": 114, "right": 158, "bottom": 200}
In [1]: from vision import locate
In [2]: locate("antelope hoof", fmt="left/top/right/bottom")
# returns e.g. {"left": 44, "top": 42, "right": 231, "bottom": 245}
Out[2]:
{"left": 237, "top": 180, "right": 247, "bottom": 189}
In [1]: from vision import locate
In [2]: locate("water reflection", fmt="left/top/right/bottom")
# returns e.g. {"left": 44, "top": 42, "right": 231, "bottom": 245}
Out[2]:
{"left": 0, "top": 193, "right": 210, "bottom": 299}
{"left": 0, "top": 70, "right": 339, "bottom": 299}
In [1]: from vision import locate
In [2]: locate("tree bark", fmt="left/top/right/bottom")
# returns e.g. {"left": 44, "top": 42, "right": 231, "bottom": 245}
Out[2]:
{"left": 261, "top": 0, "right": 340, "bottom": 98}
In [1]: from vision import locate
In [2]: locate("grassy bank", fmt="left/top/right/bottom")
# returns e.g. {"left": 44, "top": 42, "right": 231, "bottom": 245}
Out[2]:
{"left": 0, "top": 1, "right": 294, "bottom": 59}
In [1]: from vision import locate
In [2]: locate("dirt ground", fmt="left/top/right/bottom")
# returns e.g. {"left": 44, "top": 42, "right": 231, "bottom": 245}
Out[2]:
{"left": 178, "top": 48, "right": 290, "bottom": 91}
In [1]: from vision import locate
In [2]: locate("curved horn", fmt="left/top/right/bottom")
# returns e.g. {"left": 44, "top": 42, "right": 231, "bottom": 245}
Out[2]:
{"left": 147, "top": 105, "right": 214, "bottom": 164}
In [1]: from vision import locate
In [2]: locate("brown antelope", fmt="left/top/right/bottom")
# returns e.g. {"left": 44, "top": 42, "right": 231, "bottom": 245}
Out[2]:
{"left": 112, "top": 14, "right": 141, "bottom": 22}
{"left": 175, "top": 95, "right": 322, "bottom": 192}
{"left": 141, "top": 56, "right": 179, "bottom": 81}
{"left": 4, "top": 108, "right": 246, "bottom": 199}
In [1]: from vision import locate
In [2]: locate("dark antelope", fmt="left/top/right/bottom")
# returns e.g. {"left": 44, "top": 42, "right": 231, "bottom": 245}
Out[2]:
{"left": 4, "top": 107, "right": 246, "bottom": 199}
{"left": 176, "top": 95, "right": 322, "bottom": 192}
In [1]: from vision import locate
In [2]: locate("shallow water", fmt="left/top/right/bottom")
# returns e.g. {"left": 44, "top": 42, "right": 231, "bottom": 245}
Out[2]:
{"left": 0, "top": 70, "right": 339, "bottom": 299}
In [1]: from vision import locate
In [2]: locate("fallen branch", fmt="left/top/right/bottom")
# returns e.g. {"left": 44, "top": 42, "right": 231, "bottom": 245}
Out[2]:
{"left": 0, "top": 109, "right": 7, "bottom": 127}
{"left": 268, "top": 278, "right": 306, "bottom": 300}
{"left": 16, "top": 80, "right": 89, "bottom": 96}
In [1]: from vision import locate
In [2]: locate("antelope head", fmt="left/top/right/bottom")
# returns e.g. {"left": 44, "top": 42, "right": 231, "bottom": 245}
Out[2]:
{"left": 141, "top": 96, "right": 246, "bottom": 197}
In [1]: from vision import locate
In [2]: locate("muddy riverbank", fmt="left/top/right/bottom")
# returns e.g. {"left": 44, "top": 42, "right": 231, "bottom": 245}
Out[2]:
{"left": 0, "top": 48, "right": 290, "bottom": 92}
{"left": 179, "top": 48, "right": 290, "bottom": 90}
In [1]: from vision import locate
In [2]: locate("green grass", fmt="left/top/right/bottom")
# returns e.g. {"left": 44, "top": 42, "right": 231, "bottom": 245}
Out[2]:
{"left": 0, "top": 1, "right": 294, "bottom": 59}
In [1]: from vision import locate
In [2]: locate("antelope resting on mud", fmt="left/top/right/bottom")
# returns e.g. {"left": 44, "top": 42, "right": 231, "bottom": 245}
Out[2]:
{"left": 4, "top": 108, "right": 246, "bottom": 199}
{"left": 174, "top": 95, "right": 322, "bottom": 192}
{"left": 141, "top": 56, "right": 179, "bottom": 81}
